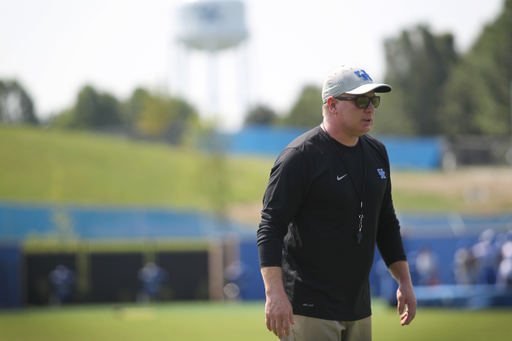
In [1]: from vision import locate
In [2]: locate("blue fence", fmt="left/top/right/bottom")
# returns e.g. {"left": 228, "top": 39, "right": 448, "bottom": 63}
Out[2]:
{"left": 378, "top": 136, "right": 443, "bottom": 170}
{"left": 222, "top": 126, "right": 444, "bottom": 170}
{"left": 2, "top": 203, "right": 508, "bottom": 242}
{"left": 0, "top": 203, "right": 252, "bottom": 241}
{"left": 225, "top": 126, "right": 308, "bottom": 156}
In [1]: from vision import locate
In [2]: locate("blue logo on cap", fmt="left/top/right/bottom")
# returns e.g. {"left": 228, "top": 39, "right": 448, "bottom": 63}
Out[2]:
{"left": 354, "top": 70, "right": 372, "bottom": 81}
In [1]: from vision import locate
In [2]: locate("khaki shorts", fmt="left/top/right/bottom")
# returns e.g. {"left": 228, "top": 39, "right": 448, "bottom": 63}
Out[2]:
{"left": 280, "top": 314, "right": 372, "bottom": 341}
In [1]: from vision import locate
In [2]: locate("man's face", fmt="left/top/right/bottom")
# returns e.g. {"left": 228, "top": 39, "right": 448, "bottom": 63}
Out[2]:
{"left": 333, "top": 90, "right": 377, "bottom": 138}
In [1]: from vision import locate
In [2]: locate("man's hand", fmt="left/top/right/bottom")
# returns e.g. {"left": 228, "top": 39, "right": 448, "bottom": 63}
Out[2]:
{"left": 397, "top": 282, "right": 417, "bottom": 326}
{"left": 265, "top": 290, "right": 295, "bottom": 338}
{"left": 388, "top": 261, "right": 417, "bottom": 326}
{"left": 261, "top": 267, "right": 295, "bottom": 338}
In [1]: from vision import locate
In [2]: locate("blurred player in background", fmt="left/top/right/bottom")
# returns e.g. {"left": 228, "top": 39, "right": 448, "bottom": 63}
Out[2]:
{"left": 49, "top": 265, "right": 75, "bottom": 305}
{"left": 138, "top": 262, "right": 168, "bottom": 302}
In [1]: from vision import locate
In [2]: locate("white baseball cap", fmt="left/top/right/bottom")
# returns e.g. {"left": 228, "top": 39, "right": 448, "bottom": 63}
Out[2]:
{"left": 322, "top": 65, "right": 392, "bottom": 103}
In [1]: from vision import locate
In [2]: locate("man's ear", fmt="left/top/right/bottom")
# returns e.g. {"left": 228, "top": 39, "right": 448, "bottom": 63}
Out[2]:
{"left": 327, "top": 97, "right": 337, "bottom": 113}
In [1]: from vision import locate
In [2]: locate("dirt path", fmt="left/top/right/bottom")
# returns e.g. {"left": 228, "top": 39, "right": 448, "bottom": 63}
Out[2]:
{"left": 392, "top": 166, "right": 512, "bottom": 212}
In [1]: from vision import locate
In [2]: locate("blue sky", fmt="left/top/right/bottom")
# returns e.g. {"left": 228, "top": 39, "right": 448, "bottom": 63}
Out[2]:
{"left": 0, "top": 0, "right": 504, "bottom": 131}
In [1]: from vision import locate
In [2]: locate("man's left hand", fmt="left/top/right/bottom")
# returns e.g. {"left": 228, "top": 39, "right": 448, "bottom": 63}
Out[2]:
{"left": 397, "top": 283, "right": 417, "bottom": 326}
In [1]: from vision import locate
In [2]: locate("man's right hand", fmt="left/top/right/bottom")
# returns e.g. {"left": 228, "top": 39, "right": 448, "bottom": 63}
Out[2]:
{"left": 261, "top": 267, "right": 295, "bottom": 338}
{"left": 265, "top": 290, "right": 294, "bottom": 338}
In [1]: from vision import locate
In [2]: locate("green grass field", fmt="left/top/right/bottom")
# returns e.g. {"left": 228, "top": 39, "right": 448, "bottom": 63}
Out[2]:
{"left": 1, "top": 300, "right": 511, "bottom": 341}
{"left": 0, "top": 125, "right": 273, "bottom": 211}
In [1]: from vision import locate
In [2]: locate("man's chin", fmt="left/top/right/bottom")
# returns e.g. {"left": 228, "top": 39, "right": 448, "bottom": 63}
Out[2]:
{"left": 360, "top": 126, "right": 372, "bottom": 134}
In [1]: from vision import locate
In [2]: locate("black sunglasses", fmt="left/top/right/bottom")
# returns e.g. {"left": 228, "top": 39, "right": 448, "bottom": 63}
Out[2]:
{"left": 334, "top": 95, "right": 381, "bottom": 109}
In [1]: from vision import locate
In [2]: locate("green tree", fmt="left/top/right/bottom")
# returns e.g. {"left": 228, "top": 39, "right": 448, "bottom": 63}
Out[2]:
{"left": 123, "top": 87, "right": 151, "bottom": 124}
{"left": 374, "top": 25, "right": 458, "bottom": 136}
{"left": 53, "top": 85, "right": 122, "bottom": 129}
{"left": 281, "top": 85, "right": 323, "bottom": 128}
{"left": 52, "top": 85, "right": 198, "bottom": 145}
{"left": 74, "top": 86, "right": 122, "bottom": 128}
{"left": 438, "top": 0, "right": 512, "bottom": 136}
{"left": 244, "top": 104, "right": 277, "bottom": 126}
{"left": 136, "top": 93, "right": 198, "bottom": 144}
{"left": 0, "top": 80, "right": 39, "bottom": 125}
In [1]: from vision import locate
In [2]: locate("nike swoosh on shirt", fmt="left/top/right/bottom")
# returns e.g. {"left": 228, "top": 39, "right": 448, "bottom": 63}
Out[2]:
{"left": 337, "top": 174, "right": 347, "bottom": 181}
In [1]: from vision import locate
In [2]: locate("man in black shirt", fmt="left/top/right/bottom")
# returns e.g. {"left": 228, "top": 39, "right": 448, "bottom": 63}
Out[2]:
{"left": 257, "top": 65, "right": 416, "bottom": 340}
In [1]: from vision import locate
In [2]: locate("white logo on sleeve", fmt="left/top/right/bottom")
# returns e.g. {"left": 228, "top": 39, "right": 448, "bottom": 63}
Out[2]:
{"left": 337, "top": 174, "right": 347, "bottom": 181}
{"left": 377, "top": 169, "right": 386, "bottom": 179}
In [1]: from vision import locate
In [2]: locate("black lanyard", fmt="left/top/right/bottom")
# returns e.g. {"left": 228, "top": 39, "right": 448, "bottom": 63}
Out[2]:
{"left": 321, "top": 125, "right": 366, "bottom": 244}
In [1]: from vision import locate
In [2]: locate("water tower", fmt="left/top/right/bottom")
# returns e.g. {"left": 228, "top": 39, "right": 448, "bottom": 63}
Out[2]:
{"left": 174, "top": 0, "right": 249, "bottom": 130}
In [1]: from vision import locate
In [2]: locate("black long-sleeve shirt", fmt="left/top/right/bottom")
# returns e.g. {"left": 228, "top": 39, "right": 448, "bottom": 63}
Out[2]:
{"left": 257, "top": 126, "right": 406, "bottom": 321}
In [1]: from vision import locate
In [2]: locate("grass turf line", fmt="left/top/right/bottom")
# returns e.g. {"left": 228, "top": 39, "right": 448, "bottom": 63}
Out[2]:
{"left": 1, "top": 301, "right": 511, "bottom": 341}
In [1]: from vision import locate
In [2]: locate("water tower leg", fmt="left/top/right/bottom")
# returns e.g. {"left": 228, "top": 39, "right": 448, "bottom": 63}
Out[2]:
{"left": 176, "top": 44, "right": 190, "bottom": 99}
{"left": 237, "top": 41, "right": 250, "bottom": 126}
{"left": 208, "top": 50, "right": 219, "bottom": 122}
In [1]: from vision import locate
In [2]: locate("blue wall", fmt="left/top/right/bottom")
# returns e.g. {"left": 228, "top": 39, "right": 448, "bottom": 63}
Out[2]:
{"left": 1, "top": 202, "right": 509, "bottom": 304}
{"left": 0, "top": 245, "right": 22, "bottom": 308}
{"left": 238, "top": 235, "right": 491, "bottom": 301}
{"left": 239, "top": 240, "right": 265, "bottom": 300}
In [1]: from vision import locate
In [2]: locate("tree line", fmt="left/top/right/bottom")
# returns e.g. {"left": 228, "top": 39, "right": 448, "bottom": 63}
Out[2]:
{"left": 52, "top": 86, "right": 199, "bottom": 144}
{"left": 0, "top": 81, "right": 199, "bottom": 145}
{"left": 247, "top": 0, "right": 512, "bottom": 137}
{"left": 2, "top": 0, "right": 511, "bottom": 139}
